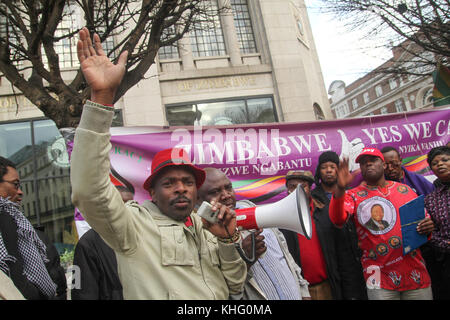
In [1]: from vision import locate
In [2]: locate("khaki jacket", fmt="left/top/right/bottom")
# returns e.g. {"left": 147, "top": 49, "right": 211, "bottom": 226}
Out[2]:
{"left": 0, "top": 271, "right": 25, "bottom": 300}
{"left": 71, "top": 102, "right": 246, "bottom": 300}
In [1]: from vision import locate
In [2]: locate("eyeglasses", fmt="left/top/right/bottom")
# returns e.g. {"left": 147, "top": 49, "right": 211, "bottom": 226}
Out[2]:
{"left": 1, "top": 180, "right": 21, "bottom": 190}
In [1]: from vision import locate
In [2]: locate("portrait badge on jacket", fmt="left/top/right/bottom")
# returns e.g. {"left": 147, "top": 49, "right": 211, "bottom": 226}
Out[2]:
{"left": 357, "top": 197, "right": 397, "bottom": 235}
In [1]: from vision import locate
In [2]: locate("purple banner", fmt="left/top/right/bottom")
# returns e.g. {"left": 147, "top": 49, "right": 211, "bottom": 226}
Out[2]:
{"left": 104, "top": 107, "right": 449, "bottom": 205}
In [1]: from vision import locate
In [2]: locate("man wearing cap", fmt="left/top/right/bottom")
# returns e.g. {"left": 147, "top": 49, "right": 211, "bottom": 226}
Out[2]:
{"left": 70, "top": 28, "right": 246, "bottom": 299}
{"left": 329, "top": 147, "right": 433, "bottom": 300}
{"left": 283, "top": 170, "right": 333, "bottom": 299}
{"left": 282, "top": 168, "right": 365, "bottom": 300}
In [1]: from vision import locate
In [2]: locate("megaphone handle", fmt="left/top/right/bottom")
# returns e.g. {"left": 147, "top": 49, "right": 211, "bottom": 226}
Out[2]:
{"left": 234, "top": 231, "right": 257, "bottom": 265}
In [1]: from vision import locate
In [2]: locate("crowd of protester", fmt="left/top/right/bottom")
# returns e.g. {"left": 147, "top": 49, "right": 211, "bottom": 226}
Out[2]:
{"left": 0, "top": 27, "right": 449, "bottom": 301}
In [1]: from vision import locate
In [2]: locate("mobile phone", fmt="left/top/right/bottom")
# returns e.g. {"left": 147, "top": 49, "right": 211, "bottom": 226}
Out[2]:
{"left": 197, "top": 201, "right": 219, "bottom": 224}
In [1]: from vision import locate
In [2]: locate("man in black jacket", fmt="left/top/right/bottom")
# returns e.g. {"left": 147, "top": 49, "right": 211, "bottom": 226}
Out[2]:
{"left": 281, "top": 151, "right": 367, "bottom": 300}
{"left": 0, "top": 156, "right": 67, "bottom": 300}
{"left": 71, "top": 185, "right": 134, "bottom": 300}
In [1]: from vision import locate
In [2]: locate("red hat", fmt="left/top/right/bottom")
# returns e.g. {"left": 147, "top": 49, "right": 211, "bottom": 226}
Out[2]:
{"left": 143, "top": 148, "right": 205, "bottom": 191}
{"left": 355, "top": 147, "right": 385, "bottom": 163}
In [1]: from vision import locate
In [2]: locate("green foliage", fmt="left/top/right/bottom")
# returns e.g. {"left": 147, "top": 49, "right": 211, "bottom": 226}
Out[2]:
{"left": 60, "top": 248, "right": 75, "bottom": 265}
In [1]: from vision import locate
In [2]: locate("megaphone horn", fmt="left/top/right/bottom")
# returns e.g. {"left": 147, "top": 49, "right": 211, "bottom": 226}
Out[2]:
{"left": 235, "top": 184, "right": 312, "bottom": 239}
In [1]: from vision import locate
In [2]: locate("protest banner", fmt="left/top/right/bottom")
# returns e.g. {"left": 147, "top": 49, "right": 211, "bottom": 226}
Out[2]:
{"left": 71, "top": 107, "right": 450, "bottom": 235}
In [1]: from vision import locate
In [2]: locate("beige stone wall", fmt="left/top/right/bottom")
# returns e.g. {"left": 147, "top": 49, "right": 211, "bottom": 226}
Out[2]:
{"left": 0, "top": 0, "right": 331, "bottom": 126}
{"left": 254, "top": 0, "right": 331, "bottom": 122}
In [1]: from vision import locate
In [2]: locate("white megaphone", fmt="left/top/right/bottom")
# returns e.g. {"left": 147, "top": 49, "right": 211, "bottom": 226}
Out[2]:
{"left": 234, "top": 184, "right": 312, "bottom": 239}
{"left": 198, "top": 184, "right": 312, "bottom": 240}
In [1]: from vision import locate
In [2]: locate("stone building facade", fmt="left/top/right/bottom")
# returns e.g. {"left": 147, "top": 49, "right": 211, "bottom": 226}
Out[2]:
{"left": 0, "top": 0, "right": 330, "bottom": 247}
{"left": 328, "top": 42, "right": 434, "bottom": 119}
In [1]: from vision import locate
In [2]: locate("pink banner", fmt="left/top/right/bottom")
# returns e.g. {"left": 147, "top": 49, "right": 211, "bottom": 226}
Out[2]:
{"left": 102, "top": 107, "right": 449, "bottom": 206}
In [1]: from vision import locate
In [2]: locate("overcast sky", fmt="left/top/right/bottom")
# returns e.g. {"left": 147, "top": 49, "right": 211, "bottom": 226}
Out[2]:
{"left": 305, "top": 0, "right": 393, "bottom": 92}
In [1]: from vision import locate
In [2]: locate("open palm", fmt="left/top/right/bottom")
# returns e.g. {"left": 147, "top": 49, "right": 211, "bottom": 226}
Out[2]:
{"left": 77, "top": 27, "right": 128, "bottom": 104}
{"left": 337, "top": 157, "right": 354, "bottom": 190}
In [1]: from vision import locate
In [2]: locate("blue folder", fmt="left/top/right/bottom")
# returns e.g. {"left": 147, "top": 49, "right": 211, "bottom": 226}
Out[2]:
{"left": 399, "top": 195, "right": 427, "bottom": 255}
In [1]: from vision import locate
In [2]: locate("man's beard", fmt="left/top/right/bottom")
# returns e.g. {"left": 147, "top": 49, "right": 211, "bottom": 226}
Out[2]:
{"left": 321, "top": 178, "right": 337, "bottom": 188}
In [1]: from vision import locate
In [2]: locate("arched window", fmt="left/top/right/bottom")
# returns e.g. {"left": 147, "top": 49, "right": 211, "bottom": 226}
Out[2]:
{"left": 412, "top": 85, "right": 434, "bottom": 109}
{"left": 313, "top": 103, "right": 325, "bottom": 120}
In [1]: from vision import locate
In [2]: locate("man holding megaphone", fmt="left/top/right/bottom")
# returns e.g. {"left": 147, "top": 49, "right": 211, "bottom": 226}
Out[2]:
{"left": 197, "top": 168, "right": 311, "bottom": 300}
{"left": 70, "top": 28, "right": 247, "bottom": 300}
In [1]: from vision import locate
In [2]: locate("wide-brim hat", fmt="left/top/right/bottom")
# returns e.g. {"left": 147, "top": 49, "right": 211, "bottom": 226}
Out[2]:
{"left": 355, "top": 147, "right": 385, "bottom": 163}
{"left": 143, "top": 148, "right": 205, "bottom": 191}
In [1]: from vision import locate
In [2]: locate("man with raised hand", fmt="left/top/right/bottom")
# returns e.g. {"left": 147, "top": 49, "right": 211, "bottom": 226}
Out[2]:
{"left": 329, "top": 147, "right": 433, "bottom": 300}
{"left": 70, "top": 28, "right": 246, "bottom": 299}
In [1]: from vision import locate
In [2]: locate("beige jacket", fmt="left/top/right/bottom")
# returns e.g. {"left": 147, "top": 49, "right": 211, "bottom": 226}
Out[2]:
{"left": 70, "top": 102, "right": 246, "bottom": 300}
{"left": 0, "top": 271, "right": 25, "bottom": 300}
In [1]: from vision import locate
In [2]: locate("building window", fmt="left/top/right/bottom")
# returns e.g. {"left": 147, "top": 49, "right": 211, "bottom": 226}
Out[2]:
{"left": 313, "top": 103, "right": 325, "bottom": 120}
{"left": 43, "top": 3, "right": 82, "bottom": 68}
{"left": 381, "top": 106, "right": 388, "bottom": 114}
{"left": 335, "top": 103, "right": 350, "bottom": 118}
{"left": 231, "top": 0, "right": 257, "bottom": 54}
{"left": 190, "top": 0, "right": 227, "bottom": 57}
{"left": 375, "top": 85, "right": 383, "bottom": 97}
{"left": 166, "top": 96, "right": 277, "bottom": 126}
{"left": 42, "top": 3, "right": 115, "bottom": 69}
{"left": 296, "top": 19, "right": 304, "bottom": 35}
{"left": 0, "top": 5, "right": 24, "bottom": 67}
{"left": 389, "top": 78, "right": 397, "bottom": 90}
{"left": 351, "top": 98, "right": 358, "bottom": 110}
{"left": 158, "top": 25, "right": 180, "bottom": 60}
{"left": 421, "top": 87, "right": 434, "bottom": 107}
{"left": 0, "top": 118, "right": 75, "bottom": 252}
{"left": 363, "top": 92, "right": 370, "bottom": 104}
{"left": 395, "top": 99, "right": 405, "bottom": 112}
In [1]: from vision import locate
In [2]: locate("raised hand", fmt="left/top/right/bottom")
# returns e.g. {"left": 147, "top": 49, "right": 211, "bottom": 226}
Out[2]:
{"left": 77, "top": 27, "right": 128, "bottom": 105}
{"left": 335, "top": 157, "right": 354, "bottom": 197}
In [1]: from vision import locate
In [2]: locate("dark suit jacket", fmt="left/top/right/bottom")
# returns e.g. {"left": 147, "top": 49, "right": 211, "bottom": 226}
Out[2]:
{"left": 71, "top": 229, "right": 123, "bottom": 300}
{"left": 281, "top": 184, "right": 367, "bottom": 300}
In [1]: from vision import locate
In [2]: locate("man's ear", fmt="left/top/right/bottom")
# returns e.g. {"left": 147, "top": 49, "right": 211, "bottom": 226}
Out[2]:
{"left": 196, "top": 192, "right": 203, "bottom": 207}
{"left": 149, "top": 188, "right": 155, "bottom": 202}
